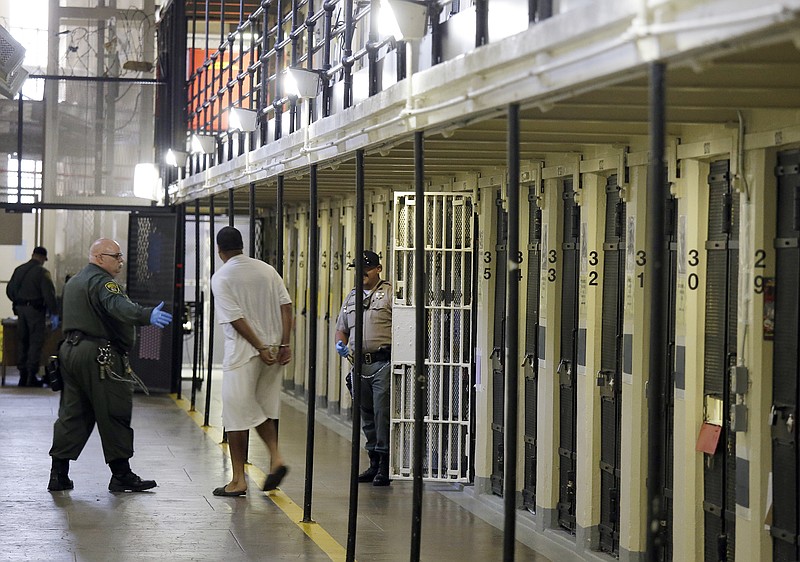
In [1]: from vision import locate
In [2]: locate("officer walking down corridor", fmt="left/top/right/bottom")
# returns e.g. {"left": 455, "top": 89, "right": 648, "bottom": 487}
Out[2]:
{"left": 335, "top": 250, "right": 393, "bottom": 486}
{"left": 47, "top": 238, "right": 173, "bottom": 493}
{"left": 5, "top": 246, "right": 59, "bottom": 387}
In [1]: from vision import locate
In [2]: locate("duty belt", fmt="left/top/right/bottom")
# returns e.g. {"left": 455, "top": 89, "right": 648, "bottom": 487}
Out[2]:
{"left": 362, "top": 348, "right": 391, "bottom": 364}
{"left": 64, "top": 330, "right": 124, "bottom": 355}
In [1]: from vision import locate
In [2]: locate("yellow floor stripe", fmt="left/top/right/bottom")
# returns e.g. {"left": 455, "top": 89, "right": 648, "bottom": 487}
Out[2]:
{"left": 170, "top": 394, "right": 349, "bottom": 562}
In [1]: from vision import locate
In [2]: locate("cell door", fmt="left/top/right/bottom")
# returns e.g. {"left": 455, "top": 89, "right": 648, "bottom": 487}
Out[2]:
{"left": 522, "top": 192, "right": 542, "bottom": 511}
{"left": 661, "top": 194, "right": 678, "bottom": 562}
{"left": 558, "top": 178, "right": 580, "bottom": 533}
{"left": 391, "top": 192, "right": 475, "bottom": 482}
{"left": 771, "top": 149, "right": 800, "bottom": 561}
{"left": 702, "top": 159, "right": 738, "bottom": 562}
{"left": 491, "top": 189, "right": 509, "bottom": 496}
{"left": 598, "top": 175, "right": 625, "bottom": 555}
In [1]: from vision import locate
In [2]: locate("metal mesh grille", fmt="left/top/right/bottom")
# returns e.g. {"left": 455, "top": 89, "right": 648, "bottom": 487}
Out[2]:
{"left": 702, "top": 159, "right": 738, "bottom": 561}
{"left": 127, "top": 213, "right": 176, "bottom": 393}
{"left": 391, "top": 192, "right": 474, "bottom": 482}
{"left": 558, "top": 178, "right": 579, "bottom": 532}
{"left": 772, "top": 149, "right": 800, "bottom": 561}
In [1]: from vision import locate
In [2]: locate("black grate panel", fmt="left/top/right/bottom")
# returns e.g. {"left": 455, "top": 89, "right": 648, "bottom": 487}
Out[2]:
{"left": 523, "top": 198, "right": 541, "bottom": 511}
{"left": 491, "top": 189, "right": 508, "bottom": 497}
{"left": 771, "top": 149, "right": 800, "bottom": 561}
{"left": 126, "top": 213, "right": 177, "bottom": 393}
{"left": 558, "top": 178, "right": 579, "bottom": 533}
{"left": 702, "top": 160, "right": 737, "bottom": 562}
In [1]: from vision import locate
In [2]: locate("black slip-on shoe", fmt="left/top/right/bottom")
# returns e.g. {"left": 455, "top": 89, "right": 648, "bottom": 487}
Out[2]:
{"left": 109, "top": 472, "right": 157, "bottom": 492}
{"left": 47, "top": 472, "right": 74, "bottom": 491}
{"left": 212, "top": 486, "right": 247, "bottom": 497}
{"left": 263, "top": 465, "right": 288, "bottom": 491}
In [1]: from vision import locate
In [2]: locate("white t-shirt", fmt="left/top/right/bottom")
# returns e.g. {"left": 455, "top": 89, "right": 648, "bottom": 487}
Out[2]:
{"left": 211, "top": 254, "right": 292, "bottom": 370}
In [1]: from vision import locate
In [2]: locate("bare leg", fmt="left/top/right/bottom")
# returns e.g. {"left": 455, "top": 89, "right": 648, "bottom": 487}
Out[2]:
{"left": 254, "top": 419, "right": 284, "bottom": 471}
{"left": 223, "top": 429, "right": 249, "bottom": 493}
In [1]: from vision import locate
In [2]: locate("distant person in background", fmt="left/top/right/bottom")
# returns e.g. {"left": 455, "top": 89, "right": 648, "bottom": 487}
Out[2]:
{"left": 6, "top": 246, "right": 59, "bottom": 387}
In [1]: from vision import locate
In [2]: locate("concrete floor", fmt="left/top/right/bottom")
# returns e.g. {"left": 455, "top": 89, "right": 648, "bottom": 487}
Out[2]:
{"left": 0, "top": 368, "right": 557, "bottom": 562}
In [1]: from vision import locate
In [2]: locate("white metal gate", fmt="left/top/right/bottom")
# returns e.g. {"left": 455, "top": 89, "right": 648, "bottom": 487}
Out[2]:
{"left": 391, "top": 191, "right": 475, "bottom": 482}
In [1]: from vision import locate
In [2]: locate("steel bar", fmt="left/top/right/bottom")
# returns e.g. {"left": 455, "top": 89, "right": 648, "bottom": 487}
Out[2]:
{"left": 204, "top": 195, "right": 216, "bottom": 427}
{"left": 303, "top": 164, "right": 319, "bottom": 522}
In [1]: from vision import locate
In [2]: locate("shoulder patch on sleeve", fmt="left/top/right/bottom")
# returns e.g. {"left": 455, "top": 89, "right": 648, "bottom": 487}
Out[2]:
{"left": 104, "top": 281, "right": 122, "bottom": 294}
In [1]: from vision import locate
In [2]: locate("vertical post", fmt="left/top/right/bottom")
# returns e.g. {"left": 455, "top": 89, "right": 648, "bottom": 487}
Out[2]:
{"left": 289, "top": 0, "right": 300, "bottom": 132}
{"left": 410, "top": 130, "right": 426, "bottom": 561}
{"left": 367, "top": 0, "right": 379, "bottom": 96}
{"left": 274, "top": 0, "right": 284, "bottom": 140}
{"left": 343, "top": 0, "right": 354, "bottom": 108}
{"left": 16, "top": 92, "right": 23, "bottom": 203}
{"left": 259, "top": 0, "right": 269, "bottom": 146}
{"left": 646, "top": 61, "right": 668, "bottom": 561}
{"left": 249, "top": 182, "right": 256, "bottom": 258}
{"left": 304, "top": 164, "right": 319, "bottom": 522}
{"left": 322, "top": 2, "right": 335, "bottom": 118}
{"left": 346, "top": 149, "right": 366, "bottom": 562}
{"left": 192, "top": 200, "right": 201, "bottom": 410}
{"left": 503, "top": 103, "right": 520, "bottom": 561}
{"left": 204, "top": 195, "right": 216, "bottom": 427}
{"left": 307, "top": 0, "right": 317, "bottom": 121}
{"left": 228, "top": 187, "right": 235, "bottom": 226}
{"left": 174, "top": 203, "right": 186, "bottom": 398}
{"left": 277, "top": 175, "right": 285, "bottom": 275}
{"left": 475, "top": 0, "right": 488, "bottom": 47}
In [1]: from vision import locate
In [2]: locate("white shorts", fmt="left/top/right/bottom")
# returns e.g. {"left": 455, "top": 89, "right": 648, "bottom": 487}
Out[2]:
{"left": 221, "top": 355, "right": 284, "bottom": 431}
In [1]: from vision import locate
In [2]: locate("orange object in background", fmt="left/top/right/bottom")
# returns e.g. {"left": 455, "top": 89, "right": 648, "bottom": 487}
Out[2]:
{"left": 187, "top": 48, "right": 252, "bottom": 132}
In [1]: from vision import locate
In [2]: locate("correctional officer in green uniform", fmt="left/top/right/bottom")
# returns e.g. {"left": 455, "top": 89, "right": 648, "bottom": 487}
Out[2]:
{"left": 48, "top": 238, "right": 173, "bottom": 492}
{"left": 5, "top": 246, "right": 59, "bottom": 386}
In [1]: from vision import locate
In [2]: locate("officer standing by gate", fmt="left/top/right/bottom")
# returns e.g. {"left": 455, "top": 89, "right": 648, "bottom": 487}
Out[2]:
{"left": 6, "top": 246, "right": 59, "bottom": 387}
{"left": 47, "top": 238, "right": 172, "bottom": 492}
{"left": 335, "top": 250, "right": 393, "bottom": 486}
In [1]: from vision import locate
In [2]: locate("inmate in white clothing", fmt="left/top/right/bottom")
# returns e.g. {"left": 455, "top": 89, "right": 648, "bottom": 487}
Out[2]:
{"left": 221, "top": 355, "right": 283, "bottom": 430}
{"left": 211, "top": 254, "right": 292, "bottom": 370}
{"left": 211, "top": 254, "right": 292, "bottom": 429}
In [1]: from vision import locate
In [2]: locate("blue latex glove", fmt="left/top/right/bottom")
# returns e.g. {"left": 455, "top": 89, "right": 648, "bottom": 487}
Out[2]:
{"left": 335, "top": 340, "right": 349, "bottom": 358}
{"left": 50, "top": 315, "right": 59, "bottom": 330}
{"left": 150, "top": 302, "right": 173, "bottom": 328}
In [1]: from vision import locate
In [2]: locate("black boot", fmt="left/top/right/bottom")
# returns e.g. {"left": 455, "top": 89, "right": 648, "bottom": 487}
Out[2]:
{"left": 48, "top": 458, "right": 73, "bottom": 491}
{"left": 27, "top": 371, "right": 44, "bottom": 387}
{"left": 109, "top": 471, "right": 157, "bottom": 492}
{"left": 372, "top": 453, "right": 391, "bottom": 487}
{"left": 108, "top": 458, "right": 156, "bottom": 492}
{"left": 17, "top": 368, "right": 28, "bottom": 387}
{"left": 357, "top": 451, "right": 380, "bottom": 483}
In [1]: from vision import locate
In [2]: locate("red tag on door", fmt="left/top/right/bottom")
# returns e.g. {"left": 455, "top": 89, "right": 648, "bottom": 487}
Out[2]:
{"left": 696, "top": 422, "right": 722, "bottom": 454}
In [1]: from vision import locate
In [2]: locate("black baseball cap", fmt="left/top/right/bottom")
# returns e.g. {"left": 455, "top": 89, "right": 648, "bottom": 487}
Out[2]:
{"left": 33, "top": 246, "right": 48, "bottom": 260}
{"left": 216, "top": 226, "right": 244, "bottom": 252}
{"left": 349, "top": 250, "right": 381, "bottom": 269}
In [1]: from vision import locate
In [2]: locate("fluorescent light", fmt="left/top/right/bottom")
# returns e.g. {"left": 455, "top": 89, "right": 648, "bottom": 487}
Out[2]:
{"left": 165, "top": 149, "right": 188, "bottom": 167}
{"left": 191, "top": 134, "right": 216, "bottom": 154}
{"left": 380, "top": 0, "right": 428, "bottom": 41}
{"left": 133, "top": 163, "right": 160, "bottom": 200}
{"left": 228, "top": 107, "right": 258, "bottom": 132}
{"left": 285, "top": 68, "right": 320, "bottom": 99}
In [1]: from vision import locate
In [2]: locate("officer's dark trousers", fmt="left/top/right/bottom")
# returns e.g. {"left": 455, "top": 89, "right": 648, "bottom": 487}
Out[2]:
{"left": 50, "top": 340, "right": 134, "bottom": 464}
{"left": 359, "top": 360, "right": 391, "bottom": 456}
{"left": 16, "top": 305, "right": 46, "bottom": 377}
